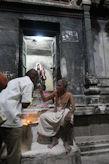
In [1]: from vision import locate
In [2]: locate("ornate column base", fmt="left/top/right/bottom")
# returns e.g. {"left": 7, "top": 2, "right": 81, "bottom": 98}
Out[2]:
{"left": 84, "top": 74, "right": 101, "bottom": 106}
{"left": 84, "top": 74, "right": 100, "bottom": 95}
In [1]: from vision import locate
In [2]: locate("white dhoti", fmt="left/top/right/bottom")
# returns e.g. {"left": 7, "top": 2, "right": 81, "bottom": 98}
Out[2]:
{"left": 37, "top": 108, "right": 73, "bottom": 137}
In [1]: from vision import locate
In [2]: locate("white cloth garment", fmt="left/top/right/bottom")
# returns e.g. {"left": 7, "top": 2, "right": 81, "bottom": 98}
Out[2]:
{"left": 37, "top": 108, "right": 74, "bottom": 137}
{"left": 0, "top": 76, "right": 33, "bottom": 128}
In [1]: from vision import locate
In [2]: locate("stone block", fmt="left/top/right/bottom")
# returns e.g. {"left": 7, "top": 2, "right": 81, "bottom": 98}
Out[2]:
{"left": 22, "top": 140, "right": 81, "bottom": 164}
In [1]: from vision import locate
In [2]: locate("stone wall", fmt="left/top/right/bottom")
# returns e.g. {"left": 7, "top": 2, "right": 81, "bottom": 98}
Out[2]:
{"left": 0, "top": 2, "right": 109, "bottom": 140}
{"left": 0, "top": 8, "right": 84, "bottom": 95}
{"left": 0, "top": 12, "right": 19, "bottom": 79}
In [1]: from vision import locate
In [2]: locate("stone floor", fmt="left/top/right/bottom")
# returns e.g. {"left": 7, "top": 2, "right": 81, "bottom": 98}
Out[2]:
{"left": 22, "top": 139, "right": 81, "bottom": 164}
{"left": 22, "top": 141, "right": 81, "bottom": 164}
{"left": 81, "top": 153, "right": 109, "bottom": 164}
{"left": 1, "top": 140, "right": 109, "bottom": 164}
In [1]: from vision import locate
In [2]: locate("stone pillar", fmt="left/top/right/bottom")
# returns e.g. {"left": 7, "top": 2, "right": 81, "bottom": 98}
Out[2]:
{"left": 83, "top": 0, "right": 100, "bottom": 97}
{"left": 83, "top": 0, "right": 95, "bottom": 75}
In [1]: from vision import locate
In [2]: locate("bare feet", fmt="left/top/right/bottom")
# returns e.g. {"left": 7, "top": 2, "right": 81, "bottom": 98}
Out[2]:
{"left": 64, "top": 142, "right": 71, "bottom": 154}
{"left": 48, "top": 137, "right": 58, "bottom": 149}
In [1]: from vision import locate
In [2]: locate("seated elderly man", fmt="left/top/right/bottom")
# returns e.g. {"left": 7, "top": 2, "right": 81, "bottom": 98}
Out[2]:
{"left": 37, "top": 78, "right": 75, "bottom": 153}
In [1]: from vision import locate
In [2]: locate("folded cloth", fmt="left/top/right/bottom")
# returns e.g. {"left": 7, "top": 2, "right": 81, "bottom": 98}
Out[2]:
{"left": 0, "top": 72, "right": 8, "bottom": 91}
{"left": 0, "top": 107, "right": 7, "bottom": 125}
{"left": 37, "top": 108, "right": 71, "bottom": 137}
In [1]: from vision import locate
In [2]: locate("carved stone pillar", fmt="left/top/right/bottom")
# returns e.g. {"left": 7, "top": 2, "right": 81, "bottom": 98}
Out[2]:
{"left": 83, "top": 0, "right": 100, "bottom": 97}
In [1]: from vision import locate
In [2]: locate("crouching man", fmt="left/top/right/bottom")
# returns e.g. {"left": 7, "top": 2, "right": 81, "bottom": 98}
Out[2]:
{"left": 0, "top": 69, "right": 38, "bottom": 164}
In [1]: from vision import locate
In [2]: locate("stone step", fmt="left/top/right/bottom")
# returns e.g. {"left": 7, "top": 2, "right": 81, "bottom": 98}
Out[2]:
{"left": 75, "top": 135, "right": 109, "bottom": 145}
{"left": 80, "top": 143, "right": 109, "bottom": 152}
{"left": 1, "top": 140, "right": 82, "bottom": 164}
{"left": 81, "top": 148, "right": 109, "bottom": 156}
{"left": 75, "top": 135, "right": 109, "bottom": 156}
{"left": 21, "top": 142, "right": 82, "bottom": 164}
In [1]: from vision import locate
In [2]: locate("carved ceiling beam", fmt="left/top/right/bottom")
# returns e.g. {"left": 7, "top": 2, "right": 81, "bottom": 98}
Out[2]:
{"left": 1, "top": 0, "right": 82, "bottom": 9}
{"left": 100, "top": 0, "right": 105, "bottom": 5}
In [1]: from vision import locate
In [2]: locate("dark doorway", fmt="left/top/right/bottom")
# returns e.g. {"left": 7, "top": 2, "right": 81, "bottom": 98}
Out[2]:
{"left": 19, "top": 20, "right": 60, "bottom": 91}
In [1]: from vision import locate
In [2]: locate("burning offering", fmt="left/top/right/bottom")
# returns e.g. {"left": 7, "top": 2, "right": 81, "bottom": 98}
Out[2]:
{"left": 21, "top": 105, "right": 50, "bottom": 126}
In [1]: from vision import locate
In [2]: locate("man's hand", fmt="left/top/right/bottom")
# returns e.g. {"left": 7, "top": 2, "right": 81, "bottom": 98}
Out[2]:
{"left": 65, "top": 112, "right": 72, "bottom": 121}
{"left": 18, "top": 114, "right": 25, "bottom": 119}
{"left": 37, "top": 84, "right": 43, "bottom": 92}
{"left": 54, "top": 106, "right": 57, "bottom": 112}
{"left": 54, "top": 109, "right": 57, "bottom": 112}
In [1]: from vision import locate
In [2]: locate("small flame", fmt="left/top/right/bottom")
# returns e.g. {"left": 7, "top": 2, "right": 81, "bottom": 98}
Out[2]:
{"left": 22, "top": 119, "right": 31, "bottom": 126}
{"left": 22, "top": 111, "right": 46, "bottom": 126}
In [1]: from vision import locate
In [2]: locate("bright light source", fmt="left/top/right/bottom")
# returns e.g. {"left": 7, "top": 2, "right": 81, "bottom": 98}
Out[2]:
{"left": 35, "top": 36, "right": 44, "bottom": 41}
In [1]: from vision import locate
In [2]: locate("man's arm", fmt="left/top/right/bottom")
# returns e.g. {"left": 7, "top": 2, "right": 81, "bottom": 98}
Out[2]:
{"left": 21, "top": 82, "right": 33, "bottom": 108}
{"left": 69, "top": 93, "right": 75, "bottom": 113}
{"left": 65, "top": 93, "right": 75, "bottom": 122}
{"left": 38, "top": 85, "right": 55, "bottom": 102}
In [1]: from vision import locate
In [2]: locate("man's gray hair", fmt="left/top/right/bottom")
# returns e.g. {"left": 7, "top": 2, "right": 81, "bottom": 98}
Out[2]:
{"left": 26, "top": 69, "right": 38, "bottom": 76}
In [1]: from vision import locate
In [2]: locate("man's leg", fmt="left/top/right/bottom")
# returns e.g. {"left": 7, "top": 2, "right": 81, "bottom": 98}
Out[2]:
{"left": 4, "top": 127, "right": 22, "bottom": 164}
{"left": 48, "top": 136, "right": 58, "bottom": 149}
{"left": 62, "top": 121, "right": 73, "bottom": 153}
{"left": 0, "top": 136, "right": 3, "bottom": 159}
{"left": 48, "top": 130, "right": 60, "bottom": 149}
{"left": 0, "top": 128, "right": 3, "bottom": 164}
